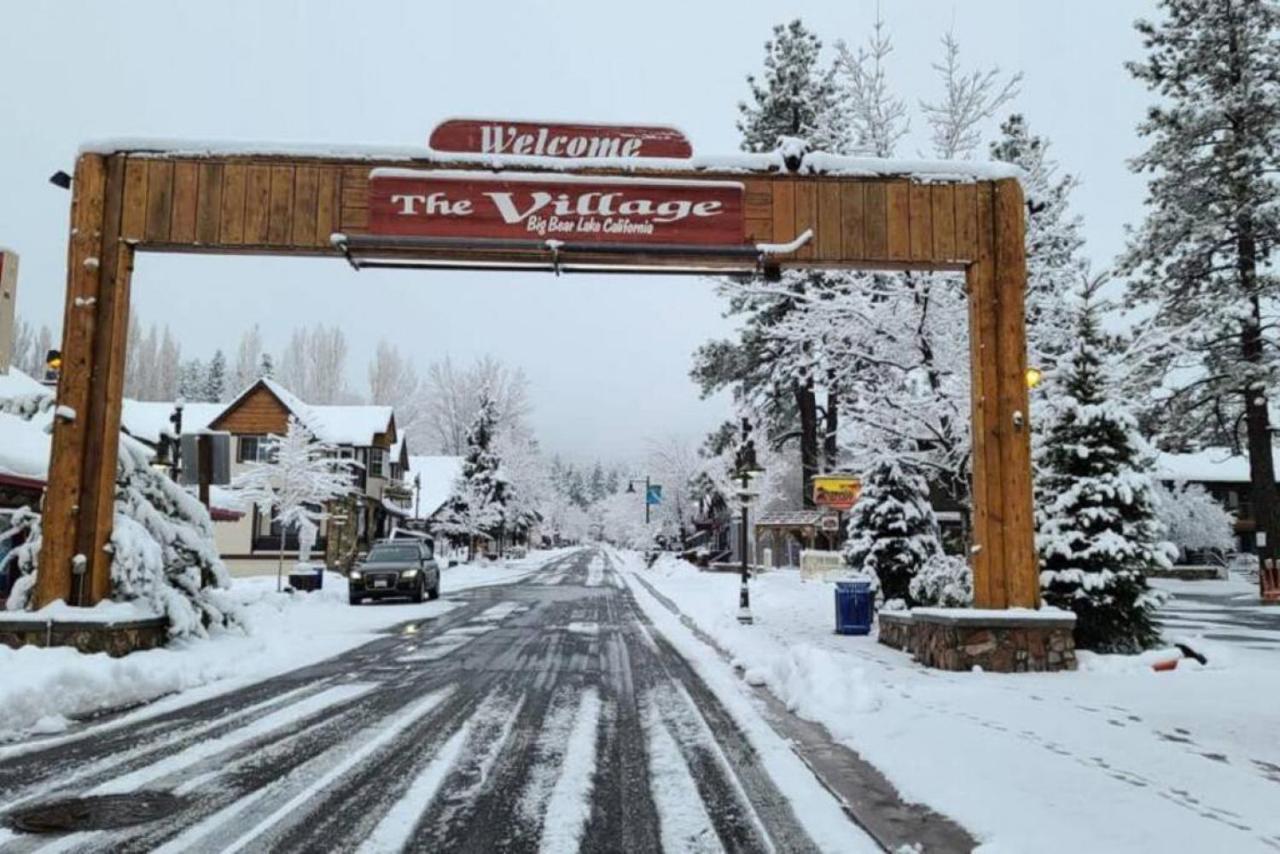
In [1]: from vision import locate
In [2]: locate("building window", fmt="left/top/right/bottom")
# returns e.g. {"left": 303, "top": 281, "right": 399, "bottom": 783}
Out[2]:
{"left": 369, "top": 448, "right": 387, "bottom": 479}
{"left": 239, "top": 435, "right": 273, "bottom": 463}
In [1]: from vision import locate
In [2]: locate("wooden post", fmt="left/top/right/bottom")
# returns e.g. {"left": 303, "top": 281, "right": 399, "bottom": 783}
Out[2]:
{"left": 198, "top": 434, "right": 212, "bottom": 508}
{"left": 966, "top": 178, "right": 1038, "bottom": 609}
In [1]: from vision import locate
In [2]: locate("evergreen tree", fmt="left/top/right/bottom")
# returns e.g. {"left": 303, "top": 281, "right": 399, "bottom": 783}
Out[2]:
{"left": 1036, "top": 277, "right": 1172, "bottom": 653}
{"left": 258, "top": 351, "right": 274, "bottom": 379}
{"left": 177, "top": 358, "right": 206, "bottom": 402}
{"left": 738, "top": 19, "right": 844, "bottom": 155}
{"left": 843, "top": 457, "right": 942, "bottom": 607}
{"left": 434, "top": 393, "right": 510, "bottom": 556}
{"left": 205, "top": 350, "right": 227, "bottom": 403}
{"left": 1120, "top": 0, "right": 1280, "bottom": 575}
{"left": 588, "top": 462, "right": 607, "bottom": 502}
{"left": 989, "top": 114, "right": 1085, "bottom": 370}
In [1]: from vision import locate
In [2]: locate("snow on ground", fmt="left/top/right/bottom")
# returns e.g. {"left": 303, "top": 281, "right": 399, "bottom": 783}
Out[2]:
{"left": 0, "top": 549, "right": 572, "bottom": 745}
{"left": 616, "top": 550, "right": 1280, "bottom": 854}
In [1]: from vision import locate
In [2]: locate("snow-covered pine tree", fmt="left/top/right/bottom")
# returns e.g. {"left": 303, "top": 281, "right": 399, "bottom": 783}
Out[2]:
{"left": 177, "top": 358, "right": 207, "bottom": 402}
{"left": 231, "top": 415, "right": 355, "bottom": 590}
{"left": 205, "top": 350, "right": 227, "bottom": 403}
{"left": 737, "top": 19, "right": 843, "bottom": 155}
{"left": 1, "top": 394, "right": 241, "bottom": 636}
{"left": 433, "top": 393, "right": 510, "bottom": 558}
{"left": 1036, "top": 276, "right": 1173, "bottom": 653}
{"left": 989, "top": 114, "right": 1085, "bottom": 370}
{"left": 843, "top": 457, "right": 942, "bottom": 608}
{"left": 258, "top": 351, "right": 274, "bottom": 379}
{"left": 1120, "top": 0, "right": 1280, "bottom": 580}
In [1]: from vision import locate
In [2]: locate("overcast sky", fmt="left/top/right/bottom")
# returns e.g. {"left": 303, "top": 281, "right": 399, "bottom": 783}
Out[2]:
{"left": 0, "top": 1, "right": 1157, "bottom": 463}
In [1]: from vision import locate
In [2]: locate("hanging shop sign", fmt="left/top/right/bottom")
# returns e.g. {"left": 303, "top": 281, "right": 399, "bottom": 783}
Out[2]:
{"left": 813, "top": 474, "right": 862, "bottom": 512}
{"left": 368, "top": 169, "right": 744, "bottom": 246}
{"left": 429, "top": 119, "right": 693, "bottom": 159}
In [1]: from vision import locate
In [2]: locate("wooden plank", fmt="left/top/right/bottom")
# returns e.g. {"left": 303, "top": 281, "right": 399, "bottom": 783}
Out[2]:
{"left": 244, "top": 165, "right": 273, "bottom": 244}
{"left": 267, "top": 165, "right": 295, "bottom": 245}
{"left": 745, "top": 218, "right": 773, "bottom": 243}
{"left": 144, "top": 161, "right": 174, "bottom": 242}
{"left": 966, "top": 181, "right": 1004, "bottom": 609}
{"left": 816, "top": 182, "right": 842, "bottom": 262}
{"left": 840, "top": 182, "right": 866, "bottom": 261}
{"left": 291, "top": 166, "right": 320, "bottom": 246}
{"left": 953, "top": 184, "right": 978, "bottom": 261}
{"left": 315, "top": 167, "right": 340, "bottom": 246}
{"left": 908, "top": 183, "right": 932, "bottom": 262}
{"left": 340, "top": 205, "right": 369, "bottom": 232}
{"left": 743, "top": 180, "right": 773, "bottom": 221}
{"left": 38, "top": 153, "right": 108, "bottom": 608}
{"left": 771, "top": 179, "right": 795, "bottom": 245}
{"left": 885, "top": 182, "right": 910, "bottom": 260}
{"left": 169, "top": 161, "right": 199, "bottom": 243}
{"left": 864, "top": 182, "right": 888, "bottom": 259}
{"left": 195, "top": 163, "right": 224, "bottom": 244}
{"left": 931, "top": 184, "right": 957, "bottom": 261}
{"left": 793, "top": 180, "right": 818, "bottom": 260}
{"left": 992, "top": 178, "right": 1038, "bottom": 609}
{"left": 119, "top": 158, "right": 148, "bottom": 241}
{"left": 219, "top": 163, "right": 248, "bottom": 245}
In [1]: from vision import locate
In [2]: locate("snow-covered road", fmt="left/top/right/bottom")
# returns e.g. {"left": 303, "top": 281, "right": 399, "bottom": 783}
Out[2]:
{"left": 0, "top": 549, "right": 875, "bottom": 853}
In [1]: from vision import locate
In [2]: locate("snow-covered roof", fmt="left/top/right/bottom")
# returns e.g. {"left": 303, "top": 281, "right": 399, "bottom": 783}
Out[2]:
{"left": 0, "top": 411, "right": 51, "bottom": 481}
{"left": 80, "top": 137, "right": 1024, "bottom": 183}
{"left": 1156, "top": 449, "right": 1251, "bottom": 484}
{"left": 120, "top": 400, "right": 225, "bottom": 445}
{"left": 406, "top": 455, "right": 464, "bottom": 519}
{"left": 0, "top": 367, "right": 49, "bottom": 399}
{"left": 217, "top": 378, "right": 395, "bottom": 447}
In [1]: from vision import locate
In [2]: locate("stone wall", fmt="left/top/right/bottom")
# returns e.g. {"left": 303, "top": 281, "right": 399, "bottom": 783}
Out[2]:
{"left": 876, "top": 609, "right": 1077, "bottom": 673}
{"left": 0, "top": 617, "right": 168, "bottom": 657}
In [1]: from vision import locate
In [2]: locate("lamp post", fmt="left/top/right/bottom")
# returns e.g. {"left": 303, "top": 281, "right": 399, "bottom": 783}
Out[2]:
{"left": 413, "top": 472, "right": 422, "bottom": 522}
{"left": 168, "top": 399, "right": 185, "bottom": 482}
{"left": 625, "top": 476, "right": 652, "bottom": 525}
{"left": 734, "top": 417, "right": 764, "bottom": 625}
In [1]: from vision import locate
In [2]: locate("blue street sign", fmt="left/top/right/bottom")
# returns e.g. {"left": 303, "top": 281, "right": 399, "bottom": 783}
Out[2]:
{"left": 646, "top": 484, "right": 663, "bottom": 506}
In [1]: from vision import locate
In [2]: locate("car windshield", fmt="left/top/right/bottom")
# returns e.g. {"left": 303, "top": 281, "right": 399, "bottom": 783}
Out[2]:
{"left": 366, "top": 545, "right": 419, "bottom": 562}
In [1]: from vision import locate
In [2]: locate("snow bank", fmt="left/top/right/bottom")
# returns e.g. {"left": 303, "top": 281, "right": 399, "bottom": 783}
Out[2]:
{"left": 621, "top": 551, "right": 1280, "bottom": 853}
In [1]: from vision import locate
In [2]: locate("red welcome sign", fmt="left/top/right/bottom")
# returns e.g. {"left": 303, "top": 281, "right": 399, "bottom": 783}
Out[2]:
{"left": 368, "top": 170, "right": 744, "bottom": 246}
{"left": 429, "top": 119, "right": 693, "bottom": 159}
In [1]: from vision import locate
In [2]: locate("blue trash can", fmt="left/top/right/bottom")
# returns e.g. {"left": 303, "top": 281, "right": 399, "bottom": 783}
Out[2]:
{"left": 835, "top": 580, "right": 874, "bottom": 635}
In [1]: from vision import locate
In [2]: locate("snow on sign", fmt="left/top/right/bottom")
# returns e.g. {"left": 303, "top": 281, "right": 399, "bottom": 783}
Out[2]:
{"left": 368, "top": 170, "right": 745, "bottom": 246}
{"left": 428, "top": 119, "right": 693, "bottom": 159}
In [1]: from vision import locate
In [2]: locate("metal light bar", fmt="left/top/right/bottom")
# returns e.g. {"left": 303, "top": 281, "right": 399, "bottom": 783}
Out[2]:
{"left": 328, "top": 230, "right": 812, "bottom": 276}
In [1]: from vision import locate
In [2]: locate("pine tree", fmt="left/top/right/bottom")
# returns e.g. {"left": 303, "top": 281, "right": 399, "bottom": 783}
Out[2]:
{"left": 205, "top": 350, "right": 227, "bottom": 403}
{"left": 177, "top": 358, "right": 206, "bottom": 402}
{"left": 843, "top": 457, "right": 942, "bottom": 607}
{"left": 258, "top": 351, "right": 274, "bottom": 379}
{"left": 989, "top": 114, "right": 1085, "bottom": 370}
{"left": 1036, "top": 277, "right": 1172, "bottom": 653}
{"left": 738, "top": 19, "right": 843, "bottom": 154}
{"left": 1120, "top": 0, "right": 1280, "bottom": 578}
{"left": 434, "top": 394, "right": 510, "bottom": 557}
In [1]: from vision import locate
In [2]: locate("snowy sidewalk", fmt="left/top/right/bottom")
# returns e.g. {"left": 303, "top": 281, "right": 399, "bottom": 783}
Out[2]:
{"left": 617, "top": 550, "right": 1280, "bottom": 853}
{"left": 0, "top": 549, "right": 569, "bottom": 745}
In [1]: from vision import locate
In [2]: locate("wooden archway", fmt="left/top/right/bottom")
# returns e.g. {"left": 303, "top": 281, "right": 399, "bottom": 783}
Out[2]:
{"left": 38, "top": 143, "right": 1036, "bottom": 611}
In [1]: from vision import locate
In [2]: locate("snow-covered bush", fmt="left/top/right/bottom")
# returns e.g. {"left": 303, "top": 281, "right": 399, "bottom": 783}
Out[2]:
{"left": 1150, "top": 480, "right": 1236, "bottom": 564}
{"left": 109, "top": 437, "right": 241, "bottom": 636}
{"left": 909, "top": 553, "right": 974, "bottom": 608}
{"left": 843, "top": 457, "right": 942, "bottom": 607}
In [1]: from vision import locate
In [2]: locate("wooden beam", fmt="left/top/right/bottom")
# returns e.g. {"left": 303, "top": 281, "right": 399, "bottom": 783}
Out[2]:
{"left": 37, "top": 154, "right": 109, "bottom": 607}
{"left": 967, "top": 181, "right": 1002, "bottom": 609}
{"left": 992, "top": 178, "right": 1037, "bottom": 608}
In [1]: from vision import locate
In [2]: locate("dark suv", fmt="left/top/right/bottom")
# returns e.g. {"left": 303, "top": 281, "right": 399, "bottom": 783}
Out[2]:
{"left": 349, "top": 540, "right": 441, "bottom": 605}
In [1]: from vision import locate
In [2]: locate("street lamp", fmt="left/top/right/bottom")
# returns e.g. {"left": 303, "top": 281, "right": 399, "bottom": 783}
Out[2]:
{"left": 168, "top": 399, "right": 185, "bottom": 482}
{"left": 625, "top": 476, "right": 653, "bottom": 524}
{"left": 413, "top": 472, "right": 422, "bottom": 521}
{"left": 1025, "top": 366, "right": 1044, "bottom": 389}
{"left": 734, "top": 417, "right": 764, "bottom": 625}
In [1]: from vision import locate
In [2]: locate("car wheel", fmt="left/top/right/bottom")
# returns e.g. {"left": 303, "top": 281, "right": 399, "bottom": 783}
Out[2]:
{"left": 412, "top": 578, "right": 425, "bottom": 604}
{"left": 428, "top": 578, "right": 440, "bottom": 601}
{"left": 349, "top": 595, "right": 361, "bottom": 606}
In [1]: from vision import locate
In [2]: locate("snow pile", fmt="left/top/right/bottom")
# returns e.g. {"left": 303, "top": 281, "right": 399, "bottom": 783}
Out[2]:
{"left": 621, "top": 551, "right": 1280, "bottom": 853}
